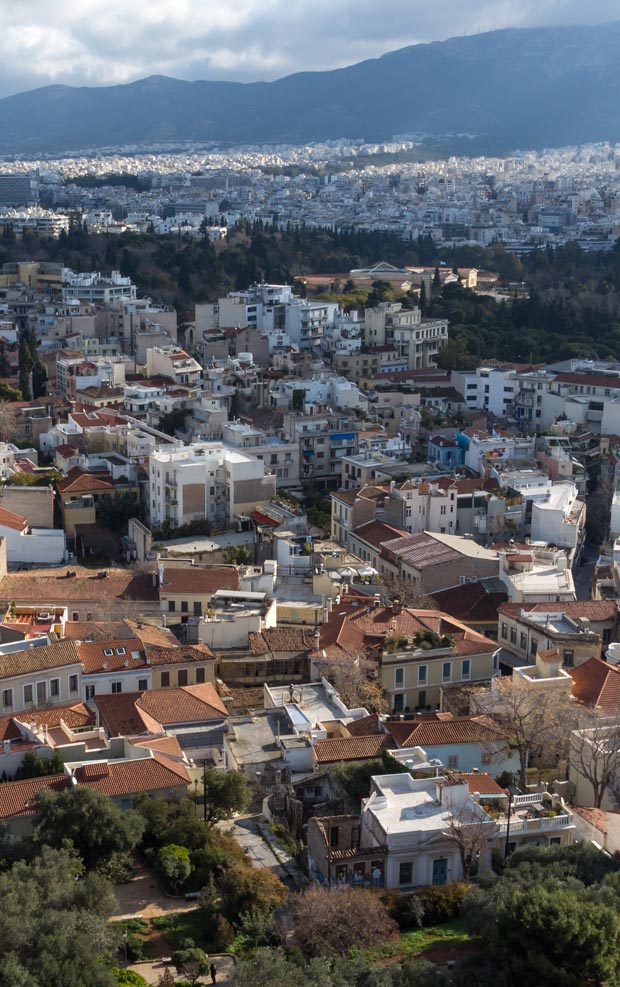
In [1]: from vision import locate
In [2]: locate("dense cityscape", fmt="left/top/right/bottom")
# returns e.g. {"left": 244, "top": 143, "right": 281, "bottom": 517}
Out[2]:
{"left": 1, "top": 14, "right": 620, "bottom": 987}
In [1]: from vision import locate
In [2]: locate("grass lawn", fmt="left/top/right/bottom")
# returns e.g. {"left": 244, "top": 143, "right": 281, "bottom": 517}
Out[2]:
{"left": 366, "top": 916, "right": 473, "bottom": 962}
{"left": 152, "top": 910, "right": 212, "bottom": 952}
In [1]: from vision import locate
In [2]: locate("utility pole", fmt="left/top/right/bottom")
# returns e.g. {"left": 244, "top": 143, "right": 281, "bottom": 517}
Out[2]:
{"left": 504, "top": 790, "right": 513, "bottom": 859}
{"left": 202, "top": 759, "right": 208, "bottom": 825}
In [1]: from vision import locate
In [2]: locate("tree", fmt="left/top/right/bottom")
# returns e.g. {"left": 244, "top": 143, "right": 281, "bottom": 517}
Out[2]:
{"left": 444, "top": 802, "right": 498, "bottom": 881}
{"left": 33, "top": 786, "right": 144, "bottom": 870}
{"left": 0, "top": 846, "right": 117, "bottom": 987}
{"left": 224, "top": 544, "right": 251, "bottom": 566}
{"left": 493, "top": 884, "right": 620, "bottom": 987}
{"left": 155, "top": 843, "right": 192, "bottom": 894}
{"left": 286, "top": 886, "right": 398, "bottom": 957}
{"left": 0, "top": 400, "right": 16, "bottom": 441}
{"left": 172, "top": 944, "right": 209, "bottom": 987}
{"left": 217, "top": 859, "right": 287, "bottom": 922}
{"left": 476, "top": 677, "right": 572, "bottom": 789}
{"left": 328, "top": 658, "right": 388, "bottom": 714}
{"left": 569, "top": 712, "right": 620, "bottom": 809}
{"left": 203, "top": 767, "right": 250, "bottom": 825}
{"left": 14, "top": 749, "right": 64, "bottom": 779}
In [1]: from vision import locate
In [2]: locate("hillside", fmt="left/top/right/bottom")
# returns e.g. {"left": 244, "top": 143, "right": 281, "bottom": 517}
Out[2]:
{"left": 2, "top": 23, "right": 620, "bottom": 152}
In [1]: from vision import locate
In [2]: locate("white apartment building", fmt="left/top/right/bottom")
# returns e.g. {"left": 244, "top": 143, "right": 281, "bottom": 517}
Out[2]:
{"left": 461, "top": 430, "right": 535, "bottom": 475}
{"left": 149, "top": 441, "right": 277, "bottom": 529}
{"left": 196, "top": 283, "right": 294, "bottom": 333}
{"left": 364, "top": 302, "right": 448, "bottom": 369}
{"left": 62, "top": 270, "right": 137, "bottom": 305}
{"left": 145, "top": 346, "right": 202, "bottom": 387}
{"left": 530, "top": 481, "right": 586, "bottom": 553}
{"left": 222, "top": 421, "right": 300, "bottom": 487}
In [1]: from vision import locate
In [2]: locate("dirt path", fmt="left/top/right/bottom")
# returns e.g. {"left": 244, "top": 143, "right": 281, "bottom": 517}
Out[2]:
{"left": 112, "top": 859, "right": 198, "bottom": 920}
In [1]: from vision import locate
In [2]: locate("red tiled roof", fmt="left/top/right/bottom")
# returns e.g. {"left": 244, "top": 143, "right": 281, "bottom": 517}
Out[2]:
{"left": 145, "top": 644, "right": 216, "bottom": 665}
{"left": 313, "top": 734, "right": 389, "bottom": 763}
{"left": 569, "top": 657, "right": 620, "bottom": 715}
{"left": 160, "top": 566, "right": 239, "bottom": 596}
{"left": 385, "top": 715, "right": 509, "bottom": 748}
{"left": 432, "top": 582, "right": 507, "bottom": 623}
{"left": 455, "top": 772, "right": 507, "bottom": 796}
{"left": 0, "top": 506, "right": 28, "bottom": 532}
{"left": 78, "top": 638, "right": 146, "bottom": 673}
{"left": 346, "top": 712, "right": 382, "bottom": 737}
{"left": 0, "top": 774, "right": 70, "bottom": 819}
{"left": 0, "top": 567, "right": 159, "bottom": 605}
{"left": 73, "top": 753, "right": 190, "bottom": 793}
{"left": 96, "top": 692, "right": 160, "bottom": 737}
{"left": 351, "top": 520, "right": 407, "bottom": 550}
{"left": 0, "top": 702, "right": 94, "bottom": 742}
{"left": 248, "top": 627, "right": 315, "bottom": 656}
{"left": 137, "top": 683, "right": 229, "bottom": 724}
{"left": 56, "top": 467, "right": 115, "bottom": 495}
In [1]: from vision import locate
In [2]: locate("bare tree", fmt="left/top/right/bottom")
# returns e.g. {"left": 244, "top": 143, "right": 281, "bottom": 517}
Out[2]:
{"left": 0, "top": 401, "right": 16, "bottom": 443}
{"left": 286, "top": 885, "right": 398, "bottom": 957}
{"left": 475, "top": 678, "right": 573, "bottom": 790}
{"left": 443, "top": 800, "right": 499, "bottom": 881}
{"left": 570, "top": 710, "right": 620, "bottom": 809}
{"left": 329, "top": 657, "right": 388, "bottom": 714}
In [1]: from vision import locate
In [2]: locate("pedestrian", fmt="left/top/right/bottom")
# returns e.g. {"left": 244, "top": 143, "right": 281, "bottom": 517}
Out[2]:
{"left": 210, "top": 962, "right": 217, "bottom": 984}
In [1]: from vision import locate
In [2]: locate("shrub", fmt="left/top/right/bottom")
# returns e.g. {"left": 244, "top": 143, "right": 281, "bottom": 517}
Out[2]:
{"left": 417, "top": 882, "right": 468, "bottom": 925}
{"left": 113, "top": 969, "right": 149, "bottom": 987}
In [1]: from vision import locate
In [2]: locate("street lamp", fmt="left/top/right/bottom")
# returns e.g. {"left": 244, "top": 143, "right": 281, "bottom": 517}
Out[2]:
{"left": 123, "top": 928, "right": 128, "bottom": 969}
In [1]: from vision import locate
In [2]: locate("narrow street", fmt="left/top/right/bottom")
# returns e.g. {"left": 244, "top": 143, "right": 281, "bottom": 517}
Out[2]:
{"left": 574, "top": 543, "right": 598, "bottom": 601}
{"left": 225, "top": 811, "right": 307, "bottom": 890}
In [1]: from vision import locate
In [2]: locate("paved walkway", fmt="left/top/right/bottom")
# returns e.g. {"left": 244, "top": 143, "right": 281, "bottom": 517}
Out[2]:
{"left": 129, "top": 953, "right": 236, "bottom": 986}
{"left": 224, "top": 811, "right": 308, "bottom": 890}
{"left": 112, "top": 859, "right": 197, "bottom": 920}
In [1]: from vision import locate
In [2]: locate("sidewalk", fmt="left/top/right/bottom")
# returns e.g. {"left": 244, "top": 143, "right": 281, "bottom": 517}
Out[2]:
{"left": 130, "top": 953, "right": 236, "bottom": 986}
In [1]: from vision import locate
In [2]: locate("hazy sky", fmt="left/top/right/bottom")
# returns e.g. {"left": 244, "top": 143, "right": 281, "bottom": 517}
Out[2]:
{"left": 0, "top": 1, "right": 617, "bottom": 96}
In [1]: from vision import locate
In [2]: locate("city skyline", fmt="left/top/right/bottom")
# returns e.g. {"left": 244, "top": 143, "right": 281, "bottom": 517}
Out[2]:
{"left": 0, "top": 3, "right": 617, "bottom": 98}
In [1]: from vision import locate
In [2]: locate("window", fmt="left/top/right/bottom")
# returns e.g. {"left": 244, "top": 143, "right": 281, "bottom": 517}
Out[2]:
{"left": 23, "top": 684, "right": 33, "bottom": 705}
{"left": 501, "top": 622, "right": 508, "bottom": 639}
{"left": 111, "top": 681, "right": 122, "bottom": 694}
{"left": 194, "top": 602, "right": 202, "bottom": 617}
{"left": 394, "top": 667, "right": 404, "bottom": 687}
{"left": 85, "top": 684, "right": 95, "bottom": 700}
{"left": 181, "top": 601, "right": 189, "bottom": 613}
{"left": 104, "top": 648, "right": 113, "bottom": 657}
{"left": 418, "top": 665, "right": 427, "bottom": 684}
{"left": 138, "top": 678, "right": 148, "bottom": 691}
{"left": 418, "top": 690, "right": 426, "bottom": 709}
{"left": 329, "top": 826, "right": 339, "bottom": 848}
{"left": 520, "top": 632, "right": 527, "bottom": 649}
{"left": 72, "top": 611, "right": 79, "bottom": 621}
{"left": 116, "top": 647, "right": 126, "bottom": 656}
{"left": 69, "top": 675, "right": 78, "bottom": 694}
{"left": 36, "top": 681, "right": 46, "bottom": 704}
{"left": 399, "top": 862, "right": 413, "bottom": 886}
{"left": 178, "top": 669, "right": 188, "bottom": 687}
{"left": 493, "top": 652, "right": 499, "bottom": 673}
{"left": 50, "top": 678, "right": 59, "bottom": 698}
{"left": 447, "top": 755, "right": 458, "bottom": 769}
{"left": 168, "top": 600, "right": 176, "bottom": 612}
{"left": 2, "top": 688, "right": 12, "bottom": 708}
{"left": 563, "top": 650, "right": 574, "bottom": 667}
{"left": 161, "top": 672, "right": 170, "bottom": 687}
{"left": 510, "top": 627, "right": 517, "bottom": 644}
{"left": 530, "top": 639, "right": 538, "bottom": 656}
{"left": 86, "top": 612, "right": 93, "bottom": 621}
{"left": 196, "top": 667, "right": 206, "bottom": 684}
{"left": 442, "top": 661, "right": 451, "bottom": 681}
{"left": 461, "top": 659, "right": 471, "bottom": 681}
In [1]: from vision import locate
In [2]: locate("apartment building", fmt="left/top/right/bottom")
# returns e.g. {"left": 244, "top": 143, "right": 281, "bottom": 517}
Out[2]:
{"left": 283, "top": 412, "right": 359, "bottom": 484}
{"left": 148, "top": 441, "right": 277, "bottom": 529}
{"left": 222, "top": 421, "right": 299, "bottom": 488}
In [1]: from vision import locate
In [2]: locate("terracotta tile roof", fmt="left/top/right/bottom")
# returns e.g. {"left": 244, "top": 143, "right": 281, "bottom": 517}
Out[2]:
{"left": 160, "top": 566, "right": 239, "bottom": 596}
{"left": 572, "top": 804, "right": 607, "bottom": 833}
{"left": 313, "top": 734, "right": 389, "bottom": 763}
{"left": 385, "top": 715, "right": 509, "bottom": 748}
{"left": 346, "top": 712, "right": 382, "bottom": 736}
{"left": 248, "top": 627, "right": 315, "bottom": 656}
{"left": 432, "top": 583, "right": 508, "bottom": 623}
{"left": 62, "top": 620, "right": 117, "bottom": 641}
{"left": 569, "top": 657, "right": 620, "bottom": 715}
{"left": 455, "top": 772, "right": 507, "bottom": 796}
{"left": 0, "top": 774, "right": 70, "bottom": 819}
{"left": 145, "top": 644, "right": 216, "bottom": 665}
{"left": 78, "top": 638, "right": 146, "bottom": 673}
{"left": 351, "top": 520, "right": 407, "bottom": 550}
{"left": 122, "top": 619, "right": 180, "bottom": 648}
{"left": 0, "top": 702, "right": 94, "bottom": 742}
{"left": 497, "top": 601, "right": 617, "bottom": 622}
{"left": 56, "top": 467, "right": 115, "bottom": 495}
{"left": 96, "top": 692, "right": 161, "bottom": 737}
{"left": 54, "top": 444, "right": 79, "bottom": 456}
{"left": 131, "top": 735, "right": 185, "bottom": 759}
{"left": 137, "top": 683, "right": 229, "bottom": 724}
{"left": 0, "top": 506, "right": 28, "bottom": 532}
{"left": 538, "top": 648, "right": 561, "bottom": 663}
{"left": 72, "top": 753, "right": 190, "bottom": 793}
{"left": 0, "top": 567, "right": 159, "bottom": 605}
{"left": 224, "top": 686, "right": 264, "bottom": 710}
{"left": 0, "top": 640, "right": 80, "bottom": 679}
{"left": 380, "top": 531, "right": 461, "bottom": 568}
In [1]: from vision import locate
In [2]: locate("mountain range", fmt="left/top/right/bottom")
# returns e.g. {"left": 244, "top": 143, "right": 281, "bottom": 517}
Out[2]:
{"left": 3, "top": 22, "right": 620, "bottom": 154}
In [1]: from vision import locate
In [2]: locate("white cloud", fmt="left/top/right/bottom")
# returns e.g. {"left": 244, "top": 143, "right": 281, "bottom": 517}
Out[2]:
{"left": 0, "top": 0, "right": 616, "bottom": 95}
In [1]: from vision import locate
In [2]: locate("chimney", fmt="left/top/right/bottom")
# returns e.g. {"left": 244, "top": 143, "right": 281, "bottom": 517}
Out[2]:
{"left": 2, "top": 739, "right": 10, "bottom": 754}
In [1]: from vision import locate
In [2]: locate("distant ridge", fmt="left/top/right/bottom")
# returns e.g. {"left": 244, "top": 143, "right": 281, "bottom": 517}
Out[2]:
{"left": 3, "top": 23, "right": 620, "bottom": 153}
